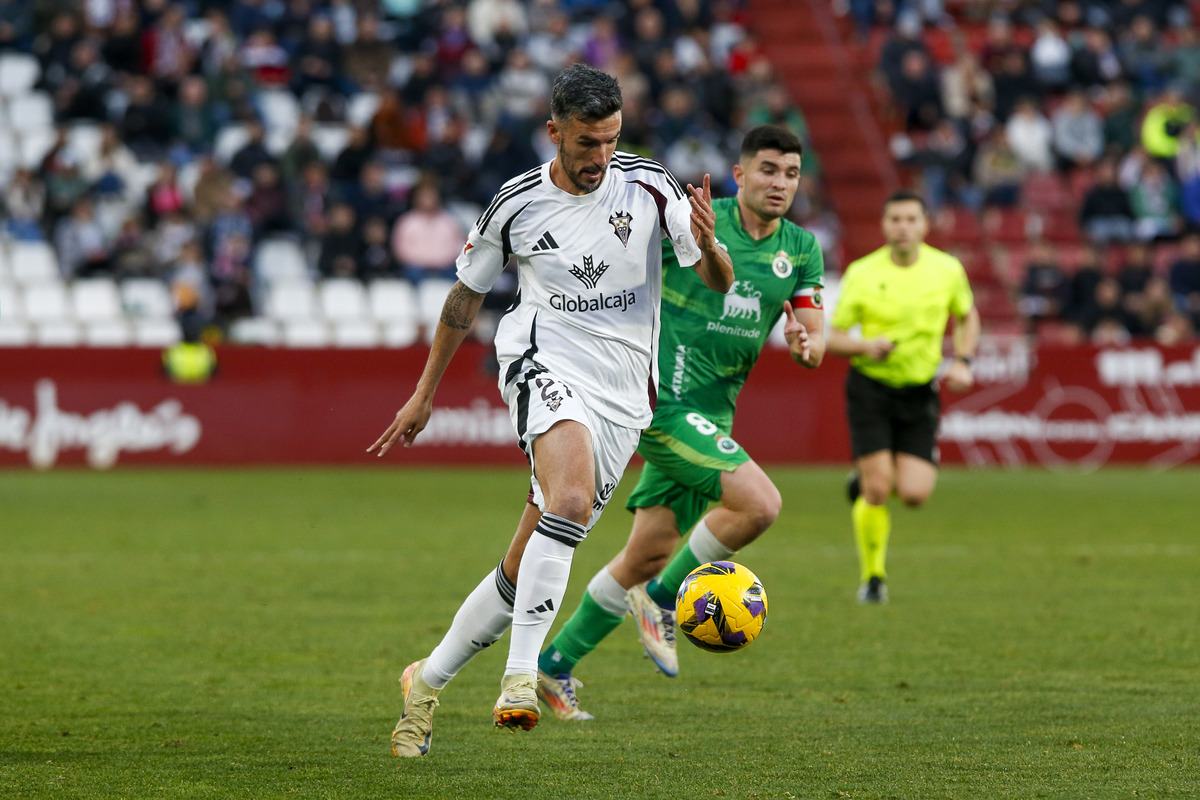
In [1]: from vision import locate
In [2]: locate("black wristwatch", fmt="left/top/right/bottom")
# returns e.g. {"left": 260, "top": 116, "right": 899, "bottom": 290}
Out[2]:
{"left": 954, "top": 355, "right": 973, "bottom": 366}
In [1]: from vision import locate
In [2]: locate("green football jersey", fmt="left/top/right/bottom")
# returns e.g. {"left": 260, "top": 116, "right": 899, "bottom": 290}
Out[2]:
{"left": 656, "top": 196, "right": 824, "bottom": 424}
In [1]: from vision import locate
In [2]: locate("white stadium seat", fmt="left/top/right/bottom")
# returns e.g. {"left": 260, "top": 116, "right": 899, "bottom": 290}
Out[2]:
{"left": 319, "top": 278, "right": 369, "bottom": 322}
{"left": 0, "top": 243, "right": 10, "bottom": 280}
{"left": 0, "top": 281, "right": 20, "bottom": 322}
{"left": 213, "top": 124, "right": 250, "bottom": 165}
{"left": 121, "top": 279, "right": 175, "bottom": 319}
{"left": 8, "top": 242, "right": 61, "bottom": 284}
{"left": 416, "top": 279, "right": 455, "bottom": 340}
{"left": 0, "top": 319, "right": 33, "bottom": 346}
{"left": 346, "top": 92, "right": 381, "bottom": 128}
{"left": 71, "top": 278, "right": 123, "bottom": 322}
{"left": 6, "top": 92, "right": 55, "bottom": 133}
{"left": 254, "top": 238, "right": 310, "bottom": 284}
{"left": 22, "top": 282, "right": 70, "bottom": 322}
{"left": 281, "top": 319, "right": 331, "bottom": 347}
{"left": 264, "top": 279, "right": 318, "bottom": 322}
{"left": 311, "top": 124, "right": 350, "bottom": 161}
{"left": 67, "top": 123, "right": 104, "bottom": 165}
{"left": 368, "top": 278, "right": 418, "bottom": 324}
{"left": 0, "top": 53, "right": 40, "bottom": 98}
{"left": 228, "top": 317, "right": 280, "bottom": 346}
{"left": 332, "top": 319, "right": 381, "bottom": 347}
{"left": 17, "top": 127, "right": 56, "bottom": 170}
{"left": 84, "top": 320, "right": 134, "bottom": 346}
{"left": 381, "top": 320, "right": 419, "bottom": 348}
{"left": 257, "top": 89, "right": 301, "bottom": 136}
{"left": 34, "top": 320, "right": 83, "bottom": 346}
{"left": 133, "top": 318, "right": 182, "bottom": 347}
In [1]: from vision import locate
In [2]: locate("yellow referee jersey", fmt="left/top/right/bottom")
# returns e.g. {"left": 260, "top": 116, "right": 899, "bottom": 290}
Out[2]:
{"left": 831, "top": 243, "right": 974, "bottom": 387}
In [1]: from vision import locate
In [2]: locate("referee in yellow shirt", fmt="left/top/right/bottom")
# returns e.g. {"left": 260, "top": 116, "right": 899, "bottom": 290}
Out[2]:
{"left": 828, "top": 190, "right": 980, "bottom": 604}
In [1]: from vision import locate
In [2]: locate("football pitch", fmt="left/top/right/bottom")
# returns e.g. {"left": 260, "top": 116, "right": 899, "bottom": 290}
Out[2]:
{"left": 2, "top": 466, "right": 1197, "bottom": 799}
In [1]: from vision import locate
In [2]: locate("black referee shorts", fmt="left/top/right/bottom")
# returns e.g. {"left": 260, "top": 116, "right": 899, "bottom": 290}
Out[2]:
{"left": 845, "top": 368, "right": 941, "bottom": 464}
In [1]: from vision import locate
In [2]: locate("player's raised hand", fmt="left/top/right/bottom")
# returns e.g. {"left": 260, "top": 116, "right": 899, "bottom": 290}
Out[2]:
{"left": 367, "top": 394, "right": 434, "bottom": 456}
{"left": 687, "top": 174, "right": 719, "bottom": 253}
{"left": 782, "top": 300, "right": 812, "bottom": 364}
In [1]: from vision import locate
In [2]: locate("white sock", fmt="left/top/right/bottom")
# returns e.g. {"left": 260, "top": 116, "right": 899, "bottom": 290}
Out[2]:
{"left": 588, "top": 566, "right": 630, "bottom": 616}
{"left": 688, "top": 517, "right": 737, "bottom": 563}
{"left": 422, "top": 561, "right": 515, "bottom": 689}
{"left": 506, "top": 513, "right": 585, "bottom": 676}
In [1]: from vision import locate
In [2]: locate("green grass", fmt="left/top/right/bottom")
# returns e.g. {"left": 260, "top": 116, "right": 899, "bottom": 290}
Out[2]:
{"left": 2, "top": 466, "right": 1197, "bottom": 799}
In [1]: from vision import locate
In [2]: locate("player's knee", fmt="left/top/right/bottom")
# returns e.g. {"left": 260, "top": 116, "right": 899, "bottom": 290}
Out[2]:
{"left": 746, "top": 489, "right": 781, "bottom": 534}
{"left": 631, "top": 554, "right": 667, "bottom": 584}
{"left": 547, "top": 490, "right": 594, "bottom": 526}
{"left": 898, "top": 490, "right": 929, "bottom": 508}
{"left": 861, "top": 476, "right": 892, "bottom": 505}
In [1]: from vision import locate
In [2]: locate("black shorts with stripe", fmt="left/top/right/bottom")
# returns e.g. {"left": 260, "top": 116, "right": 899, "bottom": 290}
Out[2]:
{"left": 844, "top": 368, "right": 940, "bottom": 464}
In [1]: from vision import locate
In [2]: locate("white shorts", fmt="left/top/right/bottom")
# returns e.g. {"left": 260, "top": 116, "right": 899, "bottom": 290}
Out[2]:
{"left": 501, "top": 357, "right": 641, "bottom": 531}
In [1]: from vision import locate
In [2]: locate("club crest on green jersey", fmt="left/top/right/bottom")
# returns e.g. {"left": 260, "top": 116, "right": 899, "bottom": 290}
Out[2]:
{"left": 609, "top": 210, "right": 632, "bottom": 247}
{"left": 772, "top": 251, "right": 793, "bottom": 278}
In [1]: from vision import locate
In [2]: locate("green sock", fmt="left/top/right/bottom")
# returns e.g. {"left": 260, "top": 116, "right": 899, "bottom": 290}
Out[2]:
{"left": 647, "top": 545, "right": 704, "bottom": 608}
{"left": 537, "top": 590, "right": 625, "bottom": 676}
{"left": 852, "top": 496, "right": 891, "bottom": 582}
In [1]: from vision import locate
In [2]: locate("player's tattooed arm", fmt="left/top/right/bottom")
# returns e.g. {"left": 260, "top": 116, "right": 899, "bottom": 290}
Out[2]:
{"left": 439, "top": 282, "right": 486, "bottom": 330}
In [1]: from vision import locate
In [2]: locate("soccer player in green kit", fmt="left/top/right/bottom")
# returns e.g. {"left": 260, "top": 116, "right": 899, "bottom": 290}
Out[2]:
{"left": 535, "top": 126, "right": 825, "bottom": 720}
{"left": 829, "top": 190, "right": 979, "bottom": 604}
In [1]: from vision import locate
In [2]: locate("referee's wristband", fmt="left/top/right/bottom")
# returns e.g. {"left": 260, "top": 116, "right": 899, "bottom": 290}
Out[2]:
{"left": 953, "top": 355, "right": 974, "bottom": 366}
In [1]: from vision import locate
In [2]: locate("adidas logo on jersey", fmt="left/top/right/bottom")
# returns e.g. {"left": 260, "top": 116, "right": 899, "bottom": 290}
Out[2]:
{"left": 531, "top": 231, "right": 559, "bottom": 252}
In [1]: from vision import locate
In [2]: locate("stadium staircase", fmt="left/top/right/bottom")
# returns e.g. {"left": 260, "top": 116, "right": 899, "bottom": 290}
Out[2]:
{"left": 747, "top": 0, "right": 1022, "bottom": 332}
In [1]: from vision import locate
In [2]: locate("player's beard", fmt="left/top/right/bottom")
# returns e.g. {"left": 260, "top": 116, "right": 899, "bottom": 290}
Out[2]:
{"left": 560, "top": 143, "right": 606, "bottom": 194}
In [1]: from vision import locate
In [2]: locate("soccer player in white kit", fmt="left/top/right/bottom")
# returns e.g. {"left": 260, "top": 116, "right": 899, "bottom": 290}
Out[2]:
{"left": 369, "top": 63, "right": 733, "bottom": 756}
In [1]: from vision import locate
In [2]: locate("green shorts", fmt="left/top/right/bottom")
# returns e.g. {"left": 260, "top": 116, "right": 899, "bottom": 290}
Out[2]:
{"left": 625, "top": 407, "right": 751, "bottom": 535}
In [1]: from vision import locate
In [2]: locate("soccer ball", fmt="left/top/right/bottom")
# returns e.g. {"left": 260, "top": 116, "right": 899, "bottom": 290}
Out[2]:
{"left": 675, "top": 561, "right": 768, "bottom": 653}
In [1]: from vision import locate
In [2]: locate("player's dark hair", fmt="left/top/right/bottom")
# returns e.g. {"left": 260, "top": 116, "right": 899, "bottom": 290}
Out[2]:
{"left": 740, "top": 126, "right": 803, "bottom": 159}
{"left": 883, "top": 189, "right": 927, "bottom": 213}
{"left": 551, "top": 63, "right": 623, "bottom": 122}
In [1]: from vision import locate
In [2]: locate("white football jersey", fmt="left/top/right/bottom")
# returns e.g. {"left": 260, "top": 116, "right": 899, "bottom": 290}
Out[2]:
{"left": 456, "top": 152, "right": 703, "bottom": 429}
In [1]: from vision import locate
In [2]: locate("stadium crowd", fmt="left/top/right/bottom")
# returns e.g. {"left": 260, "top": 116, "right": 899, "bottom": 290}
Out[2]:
{"left": 0, "top": 0, "right": 832, "bottom": 342}
{"left": 856, "top": 0, "right": 1200, "bottom": 344}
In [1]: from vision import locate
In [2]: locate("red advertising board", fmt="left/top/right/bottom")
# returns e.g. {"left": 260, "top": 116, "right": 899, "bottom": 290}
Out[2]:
{"left": 2, "top": 342, "right": 1199, "bottom": 469}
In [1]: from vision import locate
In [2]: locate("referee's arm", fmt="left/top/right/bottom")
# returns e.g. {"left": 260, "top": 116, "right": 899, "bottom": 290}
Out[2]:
{"left": 944, "top": 305, "right": 981, "bottom": 393}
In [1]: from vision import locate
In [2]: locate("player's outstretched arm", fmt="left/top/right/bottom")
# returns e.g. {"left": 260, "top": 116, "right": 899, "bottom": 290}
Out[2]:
{"left": 687, "top": 174, "right": 734, "bottom": 293}
{"left": 368, "top": 281, "right": 485, "bottom": 456}
{"left": 783, "top": 301, "right": 825, "bottom": 369}
{"left": 827, "top": 327, "right": 895, "bottom": 361}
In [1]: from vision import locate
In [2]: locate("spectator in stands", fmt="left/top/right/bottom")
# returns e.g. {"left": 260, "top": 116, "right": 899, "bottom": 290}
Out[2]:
{"left": 344, "top": 12, "right": 394, "bottom": 92}
{"left": 54, "top": 41, "right": 112, "bottom": 123}
{"left": 81, "top": 124, "right": 139, "bottom": 203}
{"left": 171, "top": 240, "right": 216, "bottom": 326}
{"left": 191, "top": 156, "right": 236, "bottom": 225}
{"left": 152, "top": 210, "right": 199, "bottom": 268}
{"left": 111, "top": 216, "right": 160, "bottom": 279}
{"left": 121, "top": 75, "right": 175, "bottom": 161}
{"left": 292, "top": 161, "right": 332, "bottom": 238}
{"left": 973, "top": 128, "right": 1025, "bottom": 207}
{"left": 1030, "top": 18, "right": 1073, "bottom": 92}
{"left": 940, "top": 50, "right": 994, "bottom": 122}
{"left": 992, "top": 50, "right": 1041, "bottom": 122}
{"left": 1018, "top": 240, "right": 1068, "bottom": 334}
{"left": 172, "top": 76, "right": 220, "bottom": 156}
{"left": 244, "top": 162, "right": 291, "bottom": 236}
{"left": 495, "top": 48, "right": 552, "bottom": 122}
{"left": 1170, "top": 25, "right": 1200, "bottom": 89}
{"left": 1130, "top": 159, "right": 1181, "bottom": 240}
{"left": 208, "top": 188, "right": 255, "bottom": 262}
{"left": 893, "top": 49, "right": 944, "bottom": 131}
{"left": 32, "top": 12, "right": 80, "bottom": 91}
{"left": 210, "top": 231, "right": 254, "bottom": 325}
{"left": 145, "top": 162, "right": 187, "bottom": 227}
{"left": 1118, "top": 15, "right": 1171, "bottom": 93}
{"left": 1117, "top": 241, "right": 1156, "bottom": 299}
{"left": 280, "top": 116, "right": 323, "bottom": 184}
{"left": 55, "top": 196, "right": 112, "bottom": 278}
{"left": 390, "top": 182, "right": 464, "bottom": 284}
{"left": 3, "top": 168, "right": 46, "bottom": 240}
{"left": 1079, "top": 158, "right": 1135, "bottom": 243}
{"left": 0, "top": 0, "right": 33, "bottom": 51}
{"left": 1141, "top": 85, "right": 1197, "bottom": 162}
{"left": 1169, "top": 230, "right": 1200, "bottom": 325}
{"left": 371, "top": 89, "right": 426, "bottom": 154}
{"left": 1085, "top": 277, "right": 1134, "bottom": 344}
{"left": 908, "top": 118, "right": 975, "bottom": 212}
{"left": 1052, "top": 89, "right": 1104, "bottom": 171}
{"left": 581, "top": 14, "right": 622, "bottom": 72}
{"left": 229, "top": 120, "right": 276, "bottom": 180}
{"left": 1063, "top": 245, "right": 1105, "bottom": 330}
{"left": 359, "top": 215, "right": 400, "bottom": 281}
{"left": 879, "top": 11, "right": 929, "bottom": 94}
{"left": 1070, "top": 27, "right": 1124, "bottom": 92}
{"left": 1006, "top": 97, "right": 1055, "bottom": 172}
{"left": 240, "top": 28, "right": 291, "bottom": 89}
{"left": 1176, "top": 122, "right": 1200, "bottom": 228}
{"left": 1101, "top": 80, "right": 1140, "bottom": 154}
{"left": 331, "top": 126, "right": 374, "bottom": 192}
{"left": 318, "top": 202, "right": 361, "bottom": 278}
{"left": 351, "top": 161, "right": 400, "bottom": 227}
{"left": 1127, "top": 275, "right": 1176, "bottom": 337}
{"left": 292, "top": 14, "right": 344, "bottom": 100}
{"left": 40, "top": 129, "right": 90, "bottom": 224}
{"left": 142, "top": 3, "right": 196, "bottom": 89}
{"left": 526, "top": 8, "right": 576, "bottom": 74}
{"left": 979, "top": 14, "right": 1022, "bottom": 74}
{"left": 468, "top": 0, "right": 529, "bottom": 55}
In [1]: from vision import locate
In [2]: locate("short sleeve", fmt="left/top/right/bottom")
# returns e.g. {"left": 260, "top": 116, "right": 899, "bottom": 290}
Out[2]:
{"left": 663, "top": 192, "right": 702, "bottom": 268}
{"left": 455, "top": 222, "right": 506, "bottom": 294}
{"left": 830, "top": 265, "right": 860, "bottom": 330}
{"left": 948, "top": 259, "right": 974, "bottom": 317}
{"left": 790, "top": 235, "right": 826, "bottom": 309}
